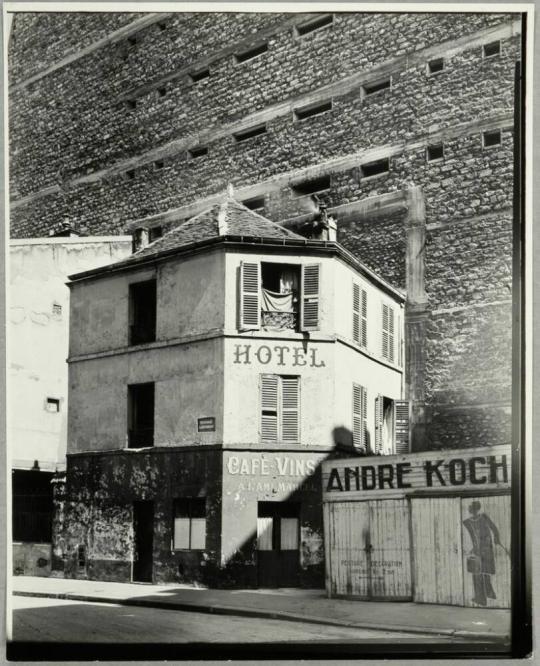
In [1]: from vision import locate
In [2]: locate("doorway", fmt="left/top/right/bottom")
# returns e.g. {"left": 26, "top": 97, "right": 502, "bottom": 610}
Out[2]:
{"left": 132, "top": 500, "right": 154, "bottom": 583}
{"left": 257, "top": 502, "right": 300, "bottom": 588}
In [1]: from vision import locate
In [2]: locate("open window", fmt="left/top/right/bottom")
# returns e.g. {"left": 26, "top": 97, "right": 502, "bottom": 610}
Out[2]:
{"left": 375, "top": 396, "right": 410, "bottom": 455}
{"left": 127, "top": 382, "right": 154, "bottom": 448}
{"left": 173, "top": 498, "right": 206, "bottom": 550}
{"left": 239, "top": 261, "right": 320, "bottom": 332}
{"left": 129, "top": 280, "right": 156, "bottom": 345}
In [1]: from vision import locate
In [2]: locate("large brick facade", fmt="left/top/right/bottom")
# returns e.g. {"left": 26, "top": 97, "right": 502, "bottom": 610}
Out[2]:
{"left": 8, "top": 11, "right": 520, "bottom": 451}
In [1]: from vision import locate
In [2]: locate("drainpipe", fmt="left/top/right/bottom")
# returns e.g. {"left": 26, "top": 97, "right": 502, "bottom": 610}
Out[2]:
{"left": 405, "top": 185, "right": 429, "bottom": 452}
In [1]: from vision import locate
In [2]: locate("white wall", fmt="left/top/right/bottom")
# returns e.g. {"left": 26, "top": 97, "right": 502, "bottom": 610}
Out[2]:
{"left": 9, "top": 237, "right": 132, "bottom": 470}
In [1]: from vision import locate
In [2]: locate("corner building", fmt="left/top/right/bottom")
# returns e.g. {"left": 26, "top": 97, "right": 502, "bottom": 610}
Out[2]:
{"left": 57, "top": 199, "right": 405, "bottom": 586}
{"left": 9, "top": 11, "right": 521, "bottom": 454}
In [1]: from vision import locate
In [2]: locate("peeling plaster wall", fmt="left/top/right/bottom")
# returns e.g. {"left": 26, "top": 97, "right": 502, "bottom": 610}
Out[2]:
{"left": 54, "top": 449, "right": 222, "bottom": 583}
{"left": 9, "top": 238, "right": 132, "bottom": 470}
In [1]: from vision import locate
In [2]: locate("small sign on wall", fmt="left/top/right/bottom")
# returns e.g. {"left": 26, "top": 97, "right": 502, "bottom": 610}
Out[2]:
{"left": 198, "top": 417, "right": 215, "bottom": 432}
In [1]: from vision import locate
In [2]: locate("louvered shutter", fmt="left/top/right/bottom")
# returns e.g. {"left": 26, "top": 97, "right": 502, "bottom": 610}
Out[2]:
{"left": 261, "top": 374, "right": 278, "bottom": 441}
{"left": 397, "top": 313, "right": 402, "bottom": 367}
{"left": 382, "top": 303, "right": 389, "bottom": 359}
{"left": 394, "top": 400, "right": 410, "bottom": 454}
{"left": 374, "top": 394, "right": 383, "bottom": 454}
{"left": 352, "top": 383, "right": 366, "bottom": 452}
{"left": 361, "top": 288, "right": 367, "bottom": 347}
{"left": 353, "top": 283, "right": 360, "bottom": 344}
{"left": 388, "top": 306, "right": 395, "bottom": 363}
{"left": 281, "top": 376, "right": 300, "bottom": 442}
{"left": 239, "top": 261, "right": 260, "bottom": 330}
{"left": 382, "top": 303, "right": 395, "bottom": 362}
{"left": 300, "top": 264, "right": 320, "bottom": 331}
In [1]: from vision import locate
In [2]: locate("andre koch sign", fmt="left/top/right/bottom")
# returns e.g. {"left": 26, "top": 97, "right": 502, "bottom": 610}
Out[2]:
{"left": 322, "top": 445, "right": 511, "bottom": 501}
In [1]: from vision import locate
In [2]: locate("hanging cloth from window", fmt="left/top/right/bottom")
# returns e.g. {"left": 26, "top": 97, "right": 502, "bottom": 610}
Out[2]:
{"left": 261, "top": 288, "right": 294, "bottom": 313}
{"left": 280, "top": 269, "right": 298, "bottom": 295}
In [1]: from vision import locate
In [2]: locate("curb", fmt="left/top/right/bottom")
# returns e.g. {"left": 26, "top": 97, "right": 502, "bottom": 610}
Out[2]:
{"left": 13, "top": 591, "right": 509, "bottom": 642}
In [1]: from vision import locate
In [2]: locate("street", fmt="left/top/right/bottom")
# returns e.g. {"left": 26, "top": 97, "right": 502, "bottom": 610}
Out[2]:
{"left": 12, "top": 596, "right": 454, "bottom": 644}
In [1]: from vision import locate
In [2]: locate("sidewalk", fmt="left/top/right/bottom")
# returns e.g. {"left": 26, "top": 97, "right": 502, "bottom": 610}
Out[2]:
{"left": 11, "top": 576, "right": 510, "bottom": 641}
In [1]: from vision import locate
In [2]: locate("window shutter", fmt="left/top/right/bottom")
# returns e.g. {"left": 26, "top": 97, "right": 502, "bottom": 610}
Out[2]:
{"left": 239, "top": 261, "right": 260, "bottom": 330}
{"left": 353, "top": 383, "right": 367, "bottom": 452}
{"left": 261, "top": 374, "right": 278, "bottom": 441}
{"left": 281, "top": 376, "right": 299, "bottom": 442}
{"left": 361, "top": 288, "right": 368, "bottom": 347}
{"left": 353, "top": 283, "right": 360, "bottom": 344}
{"left": 394, "top": 400, "right": 410, "bottom": 454}
{"left": 382, "top": 303, "right": 395, "bottom": 362}
{"left": 300, "top": 264, "right": 320, "bottom": 331}
{"left": 388, "top": 306, "right": 395, "bottom": 363}
{"left": 374, "top": 394, "right": 383, "bottom": 454}
{"left": 397, "top": 313, "right": 402, "bottom": 367}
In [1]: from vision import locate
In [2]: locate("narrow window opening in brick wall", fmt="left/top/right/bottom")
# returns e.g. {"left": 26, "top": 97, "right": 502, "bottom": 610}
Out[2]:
{"left": 483, "top": 129, "right": 502, "bottom": 148}
{"left": 427, "top": 58, "right": 444, "bottom": 75}
{"left": 157, "top": 86, "right": 167, "bottom": 97}
{"left": 154, "top": 159, "right": 164, "bottom": 170}
{"left": 233, "top": 124, "right": 268, "bottom": 142}
{"left": 294, "top": 100, "right": 332, "bottom": 121}
{"left": 127, "top": 34, "right": 138, "bottom": 47}
{"left": 46, "top": 397, "right": 60, "bottom": 413}
{"left": 295, "top": 14, "right": 333, "bottom": 37}
{"left": 157, "top": 21, "right": 168, "bottom": 31}
{"left": 189, "top": 146, "right": 208, "bottom": 159}
{"left": 126, "top": 169, "right": 136, "bottom": 180}
{"left": 241, "top": 196, "right": 265, "bottom": 212}
{"left": 426, "top": 143, "right": 444, "bottom": 162}
{"left": 362, "top": 77, "right": 391, "bottom": 97}
{"left": 189, "top": 68, "right": 210, "bottom": 83}
{"left": 361, "top": 158, "right": 390, "bottom": 178}
{"left": 483, "top": 40, "right": 501, "bottom": 58}
{"left": 235, "top": 42, "right": 268, "bottom": 64}
{"left": 291, "top": 175, "right": 330, "bottom": 196}
{"left": 149, "top": 226, "right": 163, "bottom": 243}
{"left": 126, "top": 99, "right": 137, "bottom": 110}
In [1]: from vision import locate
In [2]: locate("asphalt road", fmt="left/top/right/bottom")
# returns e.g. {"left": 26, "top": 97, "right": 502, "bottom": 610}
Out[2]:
{"left": 11, "top": 596, "right": 450, "bottom": 644}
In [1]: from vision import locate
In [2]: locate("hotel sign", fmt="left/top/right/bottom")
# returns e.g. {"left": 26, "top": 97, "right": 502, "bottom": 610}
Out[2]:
{"left": 232, "top": 343, "right": 326, "bottom": 368}
{"left": 322, "top": 445, "right": 511, "bottom": 501}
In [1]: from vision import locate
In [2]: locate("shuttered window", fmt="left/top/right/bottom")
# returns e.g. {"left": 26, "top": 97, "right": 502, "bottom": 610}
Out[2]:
{"left": 353, "top": 283, "right": 367, "bottom": 347}
{"left": 300, "top": 264, "right": 320, "bottom": 331}
{"left": 374, "top": 394, "right": 384, "bottom": 454}
{"left": 239, "top": 261, "right": 260, "bottom": 330}
{"left": 394, "top": 401, "right": 410, "bottom": 454}
{"left": 382, "top": 303, "right": 395, "bottom": 363}
{"left": 352, "top": 383, "right": 368, "bottom": 452}
{"left": 261, "top": 375, "right": 300, "bottom": 442}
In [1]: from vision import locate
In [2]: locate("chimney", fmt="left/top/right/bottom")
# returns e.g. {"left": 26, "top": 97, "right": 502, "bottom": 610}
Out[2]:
{"left": 133, "top": 227, "right": 149, "bottom": 253}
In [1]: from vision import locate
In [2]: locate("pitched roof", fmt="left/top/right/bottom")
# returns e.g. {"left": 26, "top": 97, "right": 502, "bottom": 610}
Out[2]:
{"left": 130, "top": 197, "right": 305, "bottom": 262}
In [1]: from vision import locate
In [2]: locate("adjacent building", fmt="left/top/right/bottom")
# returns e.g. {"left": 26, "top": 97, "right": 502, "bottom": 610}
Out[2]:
{"left": 10, "top": 235, "right": 132, "bottom": 575}
{"left": 54, "top": 198, "right": 406, "bottom": 586}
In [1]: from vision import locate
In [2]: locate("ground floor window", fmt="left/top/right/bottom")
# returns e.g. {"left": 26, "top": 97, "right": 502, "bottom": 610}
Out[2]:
{"left": 173, "top": 498, "right": 206, "bottom": 550}
{"left": 257, "top": 502, "right": 300, "bottom": 551}
{"left": 12, "top": 470, "right": 53, "bottom": 543}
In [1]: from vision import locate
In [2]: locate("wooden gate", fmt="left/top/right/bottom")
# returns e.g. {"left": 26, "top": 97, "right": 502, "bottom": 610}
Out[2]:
{"left": 325, "top": 499, "right": 411, "bottom": 599}
{"left": 411, "top": 497, "right": 464, "bottom": 605}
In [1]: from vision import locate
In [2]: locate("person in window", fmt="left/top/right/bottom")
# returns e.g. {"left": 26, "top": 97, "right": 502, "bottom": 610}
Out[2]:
{"left": 462, "top": 500, "right": 502, "bottom": 606}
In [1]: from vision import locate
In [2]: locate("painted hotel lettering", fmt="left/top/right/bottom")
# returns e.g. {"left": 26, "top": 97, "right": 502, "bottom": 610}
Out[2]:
{"left": 233, "top": 344, "right": 326, "bottom": 368}
{"left": 326, "top": 455, "right": 509, "bottom": 492}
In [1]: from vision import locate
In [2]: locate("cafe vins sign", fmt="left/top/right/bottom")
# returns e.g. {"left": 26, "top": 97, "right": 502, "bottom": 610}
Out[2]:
{"left": 322, "top": 445, "right": 511, "bottom": 500}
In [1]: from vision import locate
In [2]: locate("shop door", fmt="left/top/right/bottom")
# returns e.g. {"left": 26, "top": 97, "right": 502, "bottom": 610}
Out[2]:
{"left": 411, "top": 497, "right": 464, "bottom": 605}
{"left": 132, "top": 500, "right": 154, "bottom": 583}
{"left": 461, "top": 494, "right": 511, "bottom": 609}
{"left": 257, "top": 502, "right": 300, "bottom": 588}
{"left": 325, "top": 500, "right": 411, "bottom": 599}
